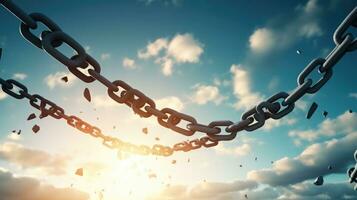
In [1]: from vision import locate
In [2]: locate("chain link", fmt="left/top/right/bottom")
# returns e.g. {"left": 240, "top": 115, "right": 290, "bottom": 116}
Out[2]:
{"left": 0, "top": 2, "right": 356, "bottom": 155}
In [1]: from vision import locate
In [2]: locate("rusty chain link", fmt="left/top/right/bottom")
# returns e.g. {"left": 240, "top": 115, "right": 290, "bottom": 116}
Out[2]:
{"left": 0, "top": 1, "right": 356, "bottom": 155}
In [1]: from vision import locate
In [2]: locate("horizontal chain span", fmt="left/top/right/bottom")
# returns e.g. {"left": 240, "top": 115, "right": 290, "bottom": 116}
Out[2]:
{"left": 0, "top": 1, "right": 356, "bottom": 148}
{"left": 0, "top": 77, "right": 222, "bottom": 157}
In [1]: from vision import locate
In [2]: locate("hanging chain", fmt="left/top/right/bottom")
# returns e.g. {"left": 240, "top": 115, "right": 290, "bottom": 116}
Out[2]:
{"left": 0, "top": 1, "right": 356, "bottom": 153}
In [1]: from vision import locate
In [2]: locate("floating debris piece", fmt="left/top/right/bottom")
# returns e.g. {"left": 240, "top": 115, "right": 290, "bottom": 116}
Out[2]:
{"left": 239, "top": 164, "right": 243, "bottom": 167}
{"left": 148, "top": 173, "right": 157, "bottom": 179}
{"left": 142, "top": 127, "right": 148, "bottom": 134}
{"left": 171, "top": 160, "right": 176, "bottom": 164}
{"left": 83, "top": 88, "right": 91, "bottom": 102}
{"left": 12, "top": 130, "right": 16, "bottom": 133}
{"left": 328, "top": 165, "right": 332, "bottom": 170}
{"left": 314, "top": 176, "right": 324, "bottom": 186}
{"left": 307, "top": 102, "right": 318, "bottom": 119}
{"left": 255, "top": 157, "right": 258, "bottom": 161}
{"left": 32, "top": 125, "right": 40, "bottom": 133}
{"left": 296, "top": 50, "right": 302, "bottom": 55}
{"left": 155, "top": 137, "right": 160, "bottom": 141}
{"left": 323, "top": 111, "right": 328, "bottom": 118}
{"left": 75, "top": 168, "right": 83, "bottom": 176}
{"left": 113, "top": 126, "right": 116, "bottom": 130}
{"left": 61, "top": 76, "right": 68, "bottom": 83}
{"left": 188, "top": 158, "right": 190, "bottom": 163}
{"left": 349, "top": 109, "right": 353, "bottom": 113}
{"left": 245, "top": 194, "right": 248, "bottom": 199}
{"left": 271, "top": 161, "right": 274, "bottom": 164}
{"left": 27, "top": 113, "right": 36, "bottom": 121}
{"left": 17, "top": 130, "right": 21, "bottom": 135}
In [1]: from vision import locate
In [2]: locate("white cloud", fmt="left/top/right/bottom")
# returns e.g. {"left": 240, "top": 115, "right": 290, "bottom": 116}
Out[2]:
{"left": 0, "top": 142, "right": 68, "bottom": 175}
{"left": 100, "top": 53, "right": 111, "bottom": 61}
{"left": 214, "top": 143, "right": 251, "bottom": 156}
{"left": 138, "top": 33, "right": 203, "bottom": 76}
{"left": 12, "top": 73, "right": 27, "bottom": 80}
{"left": 122, "top": 57, "right": 136, "bottom": 69}
{"left": 349, "top": 93, "right": 357, "bottom": 99}
{"left": 230, "top": 64, "right": 264, "bottom": 110}
{"left": 92, "top": 95, "right": 118, "bottom": 108}
{"left": 289, "top": 111, "right": 357, "bottom": 142}
{"left": 138, "top": 38, "right": 168, "bottom": 59}
{"left": 155, "top": 96, "right": 184, "bottom": 112}
{"left": 191, "top": 84, "right": 227, "bottom": 105}
{"left": 167, "top": 33, "right": 203, "bottom": 63}
{"left": 247, "top": 131, "right": 357, "bottom": 186}
{"left": 248, "top": 0, "right": 323, "bottom": 54}
{"left": 249, "top": 28, "right": 276, "bottom": 54}
{"left": 44, "top": 71, "right": 77, "bottom": 89}
{"left": 263, "top": 117, "right": 297, "bottom": 131}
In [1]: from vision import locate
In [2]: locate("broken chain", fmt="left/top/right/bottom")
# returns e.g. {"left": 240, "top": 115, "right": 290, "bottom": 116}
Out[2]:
{"left": 0, "top": 76, "right": 219, "bottom": 156}
{"left": 0, "top": 1, "right": 356, "bottom": 147}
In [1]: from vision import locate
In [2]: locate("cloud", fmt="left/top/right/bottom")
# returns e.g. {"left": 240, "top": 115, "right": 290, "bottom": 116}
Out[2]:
{"left": 247, "top": 131, "right": 357, "bottom": 186}
{"left": 7, "top": 134, "right": 21, "bottom": 141}
{"left": 248, "top": 0, "right": 323, "bottom": 54}
{"left": 100, "top": 53, "right": 111, "bottom": 61}
{"left": 92, "top": 95, "right": 118, "bottom": 108}
{"left": 349, "top": 93, "right": 357, "bottom": 99}
{"left": 138, "top": 38, "right": 168, "bottom": 59}
{"left": 191, "top": 84, "right": 227, "bottom": 105}
{"left": 122, "top": 57, "right": 136, "bottom": 69}
{"left": 0, "top": 142, "right": 68, "bottom": 175}
{"left": 289, "top": 111, "right": 357, "bottom": 142}
{"left": 0, "top": 169, "right": 89, "bottom": 200}
{"left": 155, "top": 96, "right": 184, "bottom": 112}
{"left": 214, "top": 143, "right": 251, "bottom": 156}
{"left": 147, "top": 180, "right": 258, "bottom": 200}
{"left": 44, "top": 71, "right": 77, "bottom": 89}
{"left": 249, "top": 28, "right": 276, "bottom": 54}
{"left": 262, "top": 117, "right": 297, "bottom": 131}
{"left": 230, "top": 64, "right": 264, "bottom": 110}
{"left": 167, "top": 33, "right": 203, "bottom": 63}
{"left": 12, "top": 73, "right": 27, "bottom": 80}
{"left": 138, "top": 33, "right": 203, "bottom": 76}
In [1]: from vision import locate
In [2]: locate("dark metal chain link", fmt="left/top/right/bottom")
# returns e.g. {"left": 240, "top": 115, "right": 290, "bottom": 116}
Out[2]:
{"left": 0, "top": 1, "right": 356, "bottom": 152}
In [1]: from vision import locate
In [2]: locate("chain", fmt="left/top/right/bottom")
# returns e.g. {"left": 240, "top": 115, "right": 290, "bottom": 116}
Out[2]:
{"left": 0, "top": 1, "right": 356, "bottom": 148}
{"left": 0, "top": 76, "right": 220, "bottom": 156}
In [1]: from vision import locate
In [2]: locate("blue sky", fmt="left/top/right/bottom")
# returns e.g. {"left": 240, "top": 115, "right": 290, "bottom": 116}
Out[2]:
{"left": 0, "top": 0, "right": 356, "bottom": 199}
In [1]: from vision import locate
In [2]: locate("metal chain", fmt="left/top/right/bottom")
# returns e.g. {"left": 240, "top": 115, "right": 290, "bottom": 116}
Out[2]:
{"left": 0, "top": 1, "right": 356, "bottom": 148}
{"left": 0, "top": 77, "right": 219, "bottom": 156}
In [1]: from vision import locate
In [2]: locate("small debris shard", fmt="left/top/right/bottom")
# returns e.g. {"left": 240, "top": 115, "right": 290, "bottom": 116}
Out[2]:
{"left": 307, "top": 102, "right": 318, "bottom": 119}
{"left": 188, "top": 158, "right": 190, "bottom": 163}
{"left": 323, "top": 111, "right": 328, "bottom": 118}
{"left": 148, "top": 173, "right": 157, "bottom": 179}
{"left": 32, "top": 125, "right": 40, "bottom": 133}
{"left": 27, "top": 113, "right": 36, "bottom": 121}
{"left": 12, "top": 130, "right": 16, "bottom": 133}
{"left": 271, "top": 161, "right": 274, "bottom": 164}
{"left": 142, "top": 127, "right": 148, "bottom": 134}
{"left": 245, "top": 194, "right": 248, "bottom": 199}
{"left": 239, "top": 164, "right": 243, "bottom": 168}
{"left": 314, "top": 176, "right": 324, "bottom": 186}
{"left": 75, "top": 168, "right": 83, "bottom": 176}
{"left": 83, "top": 88, "right": 91, "bottom": 102}
{"left": 296, "top": 50, "right": 302, "bottom": 55}
{"left": 328, "top": 165, "right": 332, "bottom": 170}
{"left": 61, "top": 76, "right": 68, "bottom": 83}
{"left": 255, "top": 157, "right": 258, "bottom": 161}
{"left": 171, "top": 160, "right": 176, "bottom": 164}
{"left": 349, "top": 109, "right": 353, "bottom": 113}
{"left": 155, "top": 137, "right": 160, "bottom": 141}
{"left": 17, "top": 130, "right": 21, "bottom": 135}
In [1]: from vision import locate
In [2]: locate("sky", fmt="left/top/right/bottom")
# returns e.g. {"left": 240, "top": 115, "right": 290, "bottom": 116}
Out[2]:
{"left": 0, "top": 0, "right": 356, "bottom": 199}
